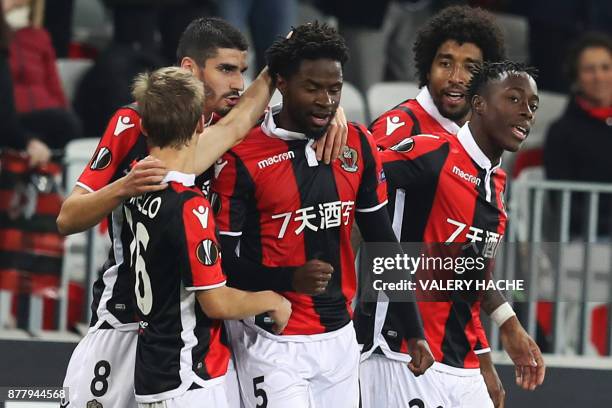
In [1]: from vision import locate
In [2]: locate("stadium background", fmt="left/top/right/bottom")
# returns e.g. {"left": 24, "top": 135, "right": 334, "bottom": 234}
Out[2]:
{"left": 1, "top": 0, "right": 611, "bottom": 406}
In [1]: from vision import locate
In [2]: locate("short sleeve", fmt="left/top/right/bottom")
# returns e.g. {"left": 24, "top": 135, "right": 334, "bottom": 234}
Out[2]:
{"left": 76, "top": 107, "right": 143, "bottom": 192}
{"left": 179, "top": 195, "right": 226, "bottom": 291}
{"left": 369, "top": 108, "right": 418, "bottom": 150}
{"left": 210, "top": 152, "right": 253, "bottom": 237}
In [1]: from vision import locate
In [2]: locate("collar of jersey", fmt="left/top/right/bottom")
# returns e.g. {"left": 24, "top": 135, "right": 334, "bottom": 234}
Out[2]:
{"left": 261, "top": 108, "right": 319, "bottom": 167}
{"left": 162, "top": 170, "right": 196, "bottom": 186}
{"left": 457, "top": 122, "right": 502, "bottom": 171}
{"left": 416, "top": 87, "right": 461, "bottom": 135}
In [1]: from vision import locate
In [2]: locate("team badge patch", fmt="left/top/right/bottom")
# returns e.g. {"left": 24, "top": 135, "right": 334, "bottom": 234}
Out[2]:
{"left": 390, "top": 137, "right": 414, "bottom": 153}
{"left": 196, "top": 239, "right": 220, "bottom": 266}
{"left": 339, "top": 146, "right": 358, "bottom": 172}
{"left": 86, "top": 399, "right": 103, "bottom": 408}
{"left": 90, "top": 147, "right": 112, "bottom": 170}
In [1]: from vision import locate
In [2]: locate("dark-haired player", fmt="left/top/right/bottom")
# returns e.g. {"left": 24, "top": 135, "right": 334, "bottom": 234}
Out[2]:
{"left": 359, "top": 61, "right": 546, "bottom": 408}
{"left": 127, "top": 66, "right": 291, "bottom": 408}
{"left": 362, "top": 6, "right": 510, "bottom": 406}
{"left": 370, "top": 6, "right": 505, "bottom": 148}
{"left": 212, "top": 22, "right": 432, "bottom": 408}
{"left": 59, "top": 18, "right": 346, "bottom": 408}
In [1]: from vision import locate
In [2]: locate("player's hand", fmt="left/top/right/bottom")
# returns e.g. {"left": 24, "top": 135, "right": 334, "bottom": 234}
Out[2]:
{"left": 499, "top": 316, "right": 546, "bottom": 390}
{"left": 118, "top": 155, "right": 168, "bottom": 199}
{"left": 479, "top": 352, "right": 505, "bottom": 408}
{"left": 292, "top": 259, "right": 334, "bottom": 295}
{"left": 26, "top": 138, "right": 52, "bottom": 168}
{"left": 406, "top": 338, "right": 434, "bottom": 377}
{"left": 313, "top": 106, "right": 347, "bottom": 164}
{"left": 269, "top": 295, "right": 292, "bottom": 334}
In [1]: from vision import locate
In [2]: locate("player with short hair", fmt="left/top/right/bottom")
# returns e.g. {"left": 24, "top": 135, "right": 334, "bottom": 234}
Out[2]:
{"left": 358, "top": 61, "right": 546, "bottom": 408}
{"left": 363, "top": 6, "right": 513, "bottom": 406}
{"left": 370, "top": 5, "right": 505, "bottom": 148}
{"left": 212, "top": 22, "right": 432, "bottom": 408}
{"left": 126, "top": 66, "right": 291, "bottom": 408}
{"left": 59, "top": 18, "right": 275, "bottom": 408}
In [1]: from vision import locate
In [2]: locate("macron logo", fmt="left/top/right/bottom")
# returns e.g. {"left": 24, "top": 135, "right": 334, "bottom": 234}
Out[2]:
{"left": 258, "top": 151, "right": 295, "bottom": 169}
{"left": 452, "top": 166, "right": 481, "bottom": 186}
{"left": 114, "top": 116, "right": 135, "bottom": 136}
{"left": 386, "top": 116, "right": 405, "bottom": 136}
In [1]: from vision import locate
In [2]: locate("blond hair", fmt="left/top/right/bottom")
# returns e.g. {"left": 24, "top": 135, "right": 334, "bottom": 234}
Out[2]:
{"left": 132, "top": 67, "right": 204, "bottom": 149}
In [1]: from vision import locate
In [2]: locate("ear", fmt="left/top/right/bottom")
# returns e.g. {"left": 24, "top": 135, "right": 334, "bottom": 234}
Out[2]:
{"left": 276, "top": 75, "right": 288, "bottom": 96}
{"left": 180, "top": 57, "right": 200, "bottom": 76}
{"left": 472, "top": 95, "right": 486, "bottom": 116}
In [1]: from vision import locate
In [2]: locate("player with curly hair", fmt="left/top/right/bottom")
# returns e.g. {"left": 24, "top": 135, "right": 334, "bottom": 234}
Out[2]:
{"left": 370, "top": 5, "right": 505, "bottom": 149}
{"left": 359, "top": 60, "right": 546, "bottom": 408}
{"left": 211, "top": 21, "right": 432, "bottom": 408}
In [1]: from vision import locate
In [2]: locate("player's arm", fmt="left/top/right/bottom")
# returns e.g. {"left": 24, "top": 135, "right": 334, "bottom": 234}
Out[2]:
{"left": 57, "top": 156, "right": 167, "bottom": 235}
{"left": 193, "top": 67, "right": 274, "bottom": 175}
{"left": 219, "top": 234, "right": 332, "bottom": 294}
{"left": 479, "top": 352, "right": 506, "bottom": 408}
{"left": 180, "top": 194, "right": 291, "bottom": 333}
{"left": 196, "top": 286, "right": 291, "bottom": 334}
{"left": 354, "top": 124, "right": 433, "bottom": 376}
{"left": 481, "top": 289, "right": 545, "bottom": 390}
{"left": 56, "top": 107, "right": 168, "bottom": 236}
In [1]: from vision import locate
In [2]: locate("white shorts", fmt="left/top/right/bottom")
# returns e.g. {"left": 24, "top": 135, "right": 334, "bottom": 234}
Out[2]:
{"left": 359, "top": 355, "right": 493, "bottom": 408}
{"left": 227, "top": 320, "right": 360, "bottom": 408}
{"left": 62, "top": 328, "right": 137, "bottom": 408}
{"left": 225, "top": 352, "right": 244, "bottom": 408}
{"left": 137, "top": 384, "right": 228, "bottom": 408}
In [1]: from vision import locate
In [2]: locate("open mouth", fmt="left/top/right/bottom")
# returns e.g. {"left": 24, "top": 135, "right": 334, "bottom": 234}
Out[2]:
{"left": 442, "top": 89, "right": 466, "bottom": 105}
{"left": 511, "top": 125, "right": 529, "bottom": 140}
{"left": 310, "top": 112, "right": 331, "bottom": 127}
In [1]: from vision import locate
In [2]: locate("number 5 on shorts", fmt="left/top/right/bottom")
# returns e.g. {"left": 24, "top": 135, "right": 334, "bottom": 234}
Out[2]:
{"left": 252, "top": 376, "right": 268, "bottom": 408}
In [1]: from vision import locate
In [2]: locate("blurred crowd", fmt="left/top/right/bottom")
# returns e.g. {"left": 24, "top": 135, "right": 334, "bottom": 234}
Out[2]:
{"left": 0, "top": 0, "right": 610, "bottom": 347}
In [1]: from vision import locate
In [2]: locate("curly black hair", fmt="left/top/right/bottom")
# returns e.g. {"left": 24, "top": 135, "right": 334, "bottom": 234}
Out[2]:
{"left": 565, "top": 31, "right": 612, "bottom": 84}
{"left": 413, "top": 6, "right": 505, "bottom": 88}
{"left": 466, "top": 61, "right": 538, "bottom": 101}
{"left": 266, "top": 21, "right": 349, "bottom": 80}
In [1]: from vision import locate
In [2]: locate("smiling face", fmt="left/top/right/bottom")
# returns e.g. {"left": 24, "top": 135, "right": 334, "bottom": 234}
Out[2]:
{"left": 277, "top": 58, "right": 343, "bottom": 140}
{"left": 427, "top": 40, "right": 483, "bottom": 123}
{"left": 475, "top": 73, "right": 539, "bottom": 156}
{"left": 190, "top": 48, "right": 248, "bottom": 117}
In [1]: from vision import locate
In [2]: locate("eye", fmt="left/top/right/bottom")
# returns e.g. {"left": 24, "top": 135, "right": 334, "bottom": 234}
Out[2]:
{"left": 440, "top": 60, "right": 451, "bottom": 68}
{"left": 508, "top": 95, "right": 519, "bottom": 103}
{"left": 329, "top": 87, "right": 341, "bottom": 95}
{"left": 530, "top": 103, "right": 539, "bottom": 112}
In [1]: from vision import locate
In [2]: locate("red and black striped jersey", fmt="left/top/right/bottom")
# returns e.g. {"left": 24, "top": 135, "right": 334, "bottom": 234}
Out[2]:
{"left": 212, "top": 111, "right": 387, "bottom": 337}
{"left": 77, "top": 104, "right": 148, "bottom": 331}
{"left": 369, "top": 87, "right": 460, "bottom": 149}
{"left": 122, "top": 172, "right": 230, "bottom": 402}
{"left": 359, "top": 124, "right": 507, "bottom": 371}
{"left": 77, "top": 106, "right": 216, "bottom": 330}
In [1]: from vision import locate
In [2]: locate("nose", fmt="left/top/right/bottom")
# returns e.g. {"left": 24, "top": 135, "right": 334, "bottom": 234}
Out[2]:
{"left": 521, "top": 101, "right": 535, "bottom": 121}
{"left": 232, "top": 73, "right": 245, "bottom": 92}
{"left": 315, "top": 90, "right": 334, "bottom": 107}
{"left": 449, "top": 65, "right": 469, "bottom": 86}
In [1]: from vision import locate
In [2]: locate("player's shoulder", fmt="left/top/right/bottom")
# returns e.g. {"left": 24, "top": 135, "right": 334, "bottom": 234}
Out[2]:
{"left": 105, "top": 102, "right": 142, "bottom": 138}
{"left": 226, "top": 124, "right": 268, "bottom": 157}
{"left": 369, "top": 98, "right": 420, "bottom": 127}
{"left": 380, "top": 132, "right": 452, "bottom": 161}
